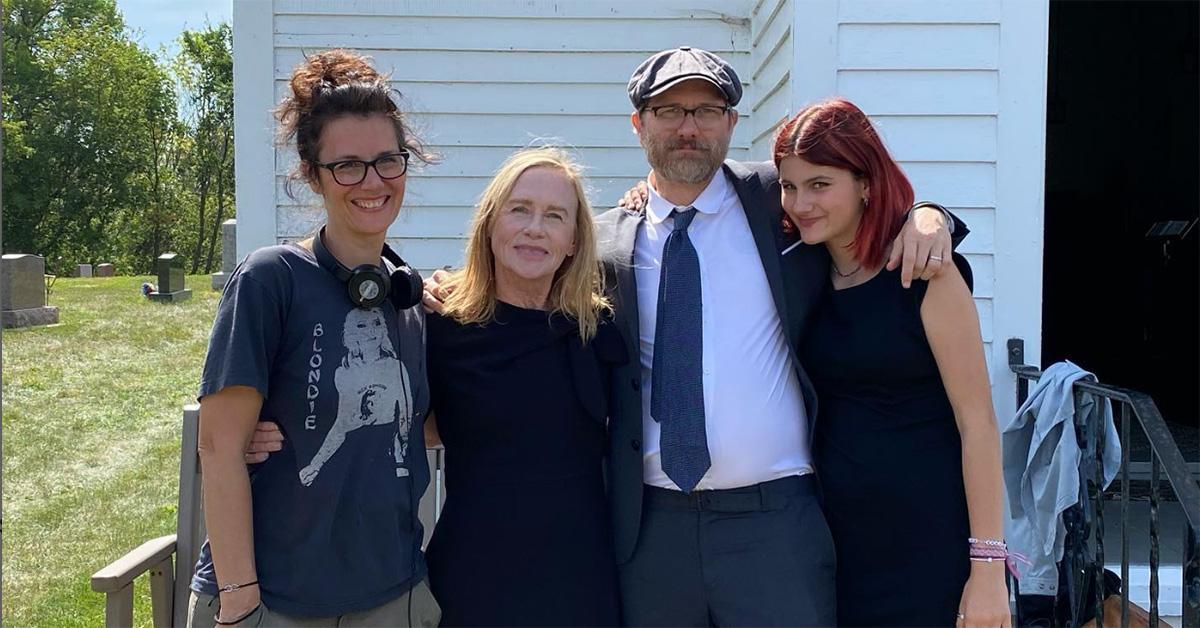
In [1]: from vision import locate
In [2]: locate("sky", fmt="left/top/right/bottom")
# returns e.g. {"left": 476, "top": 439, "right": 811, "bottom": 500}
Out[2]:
{"left": 116, "top": 0, "right": 233, "bottom": 55}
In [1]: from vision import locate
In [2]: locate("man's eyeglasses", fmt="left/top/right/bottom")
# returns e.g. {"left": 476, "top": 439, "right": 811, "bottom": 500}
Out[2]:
{"left": 643, "top": 105, "right": 732, "bottom": 126}
{"left": 313, "top": 150, "right": 410, "bottom": 186}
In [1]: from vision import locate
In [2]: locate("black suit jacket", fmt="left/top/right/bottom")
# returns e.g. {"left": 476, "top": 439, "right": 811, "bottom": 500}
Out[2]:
{"left": 594, "top": 159, "right": 967, "bottom": 564}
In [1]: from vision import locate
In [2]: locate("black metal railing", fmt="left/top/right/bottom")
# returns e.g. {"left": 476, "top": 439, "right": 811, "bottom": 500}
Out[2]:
{"left": 1008, "top": 338, "right": 1200, "bottom": 627}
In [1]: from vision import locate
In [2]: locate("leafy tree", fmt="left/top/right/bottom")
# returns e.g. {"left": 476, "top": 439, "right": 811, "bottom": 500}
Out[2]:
{"left": 3, "top": 0, "right": 179, "bottom": 273}
{"left": 174, "top": 22, "right": 233, "bottom": 274}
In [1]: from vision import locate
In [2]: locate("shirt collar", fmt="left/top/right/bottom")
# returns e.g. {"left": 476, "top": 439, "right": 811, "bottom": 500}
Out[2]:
{"left": 645, "top": 167, "right": 732, "bottom": 225}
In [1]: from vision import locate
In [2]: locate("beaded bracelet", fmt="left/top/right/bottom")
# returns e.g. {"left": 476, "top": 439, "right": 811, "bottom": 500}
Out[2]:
{"left": 968, "top": 537, "right": 1007, "bottom": 548}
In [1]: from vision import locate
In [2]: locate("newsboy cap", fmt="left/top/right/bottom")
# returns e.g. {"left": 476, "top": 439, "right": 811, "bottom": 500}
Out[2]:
{"left": 627, "top": 46, "right": 743, "bottom": 108}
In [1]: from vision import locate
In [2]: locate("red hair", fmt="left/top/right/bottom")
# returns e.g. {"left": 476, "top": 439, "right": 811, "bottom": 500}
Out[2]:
{"left": 772, "top": 98, "right": 913, "bottom": 269}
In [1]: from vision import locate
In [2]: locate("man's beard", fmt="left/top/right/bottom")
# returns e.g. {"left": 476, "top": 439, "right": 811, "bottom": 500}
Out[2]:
{"left": 642, "top": 134, "right": 729, "bottom": 185}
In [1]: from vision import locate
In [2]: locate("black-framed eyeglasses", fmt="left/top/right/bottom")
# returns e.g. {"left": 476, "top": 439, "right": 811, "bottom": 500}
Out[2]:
{"left": 642, "top": 105, "right": 732, "bottom": 126}
{"left": 313, "top": 150, "right": 410, "bottom": 186}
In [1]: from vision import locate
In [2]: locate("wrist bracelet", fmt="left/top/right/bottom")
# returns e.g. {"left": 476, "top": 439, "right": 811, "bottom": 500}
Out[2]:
{"left": 968, "top": 537, "right": 1006, "bottom": 547}
{"left": 214, "top": 602, "right": 261, "bottom": 625}
{"left": 218, "top": 580, "right": 259, "bottom": 594}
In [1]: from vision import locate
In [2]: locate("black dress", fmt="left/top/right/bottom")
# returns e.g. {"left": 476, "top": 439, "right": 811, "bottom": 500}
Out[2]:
{"left": 803, "top": 264, "right": 972, "bottom": 627}
{"left": 424, "top": 302, "right": 623, "bottom": 627}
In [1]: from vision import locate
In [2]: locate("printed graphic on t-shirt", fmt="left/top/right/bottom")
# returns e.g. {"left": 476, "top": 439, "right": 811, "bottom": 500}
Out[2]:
{"left": 299, "top": 308, "right": 415, "bottom": 486}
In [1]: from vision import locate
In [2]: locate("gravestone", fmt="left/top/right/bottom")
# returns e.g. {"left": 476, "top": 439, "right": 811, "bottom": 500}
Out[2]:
{"left": 76, "top": 263, "right": 93, "bottom": 278}
{"left": 211, "top": 219, "right": 237, "bottom": 290}
{"left": 147, "top": 253, "right": 192, "bottom": 303}
{"left": 96, "top": 263, "right": 115, "bottom": 277}
{"left": 2, "top": 254, "right": 60, "bottom": 328}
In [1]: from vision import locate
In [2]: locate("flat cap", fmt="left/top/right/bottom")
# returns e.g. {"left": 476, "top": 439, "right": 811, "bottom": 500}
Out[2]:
{"left": 627, "top": 46, "right": 742, "bottom": 108}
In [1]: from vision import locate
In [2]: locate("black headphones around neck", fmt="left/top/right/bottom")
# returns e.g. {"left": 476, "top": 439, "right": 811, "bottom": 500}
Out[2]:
{"left": 312, "top": 226, "right": 423, "bottom": 310}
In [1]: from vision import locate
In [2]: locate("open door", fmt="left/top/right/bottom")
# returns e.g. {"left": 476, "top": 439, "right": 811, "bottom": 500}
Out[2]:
{"left": 1042, "top": 1, "right": 1199, "bottom": 453}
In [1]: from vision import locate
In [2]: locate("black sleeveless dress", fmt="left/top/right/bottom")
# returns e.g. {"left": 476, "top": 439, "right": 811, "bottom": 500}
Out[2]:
{"left": 424, "top": 302, "right": 624, "bottom": 627}
{"left": 803, "top": 262, "right": 972, "bottom": 627}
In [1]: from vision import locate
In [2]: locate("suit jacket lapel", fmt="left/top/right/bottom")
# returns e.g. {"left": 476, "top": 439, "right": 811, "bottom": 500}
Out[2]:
{"left": 611, "top": 211, "right": 643, "bottom": 361}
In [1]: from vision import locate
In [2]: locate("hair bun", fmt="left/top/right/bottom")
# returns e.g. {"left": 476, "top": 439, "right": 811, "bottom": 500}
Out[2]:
{"left": 281, "top": 49, "right": 383, "bottom": 122}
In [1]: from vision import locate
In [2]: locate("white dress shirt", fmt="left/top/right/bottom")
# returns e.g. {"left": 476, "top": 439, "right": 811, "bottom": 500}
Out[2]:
{"left": 636, "top": 170, "right": 813, "bottom": 491}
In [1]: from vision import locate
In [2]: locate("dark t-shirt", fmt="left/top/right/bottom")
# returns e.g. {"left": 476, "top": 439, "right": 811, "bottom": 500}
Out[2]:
{"left": 190, "top": 244, "right": 431, "bottom": 618}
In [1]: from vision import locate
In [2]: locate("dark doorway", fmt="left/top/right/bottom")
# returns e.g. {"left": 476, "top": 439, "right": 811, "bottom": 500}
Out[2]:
{"left": 1042, "top": 1, "right": 1198, "bottom": 441}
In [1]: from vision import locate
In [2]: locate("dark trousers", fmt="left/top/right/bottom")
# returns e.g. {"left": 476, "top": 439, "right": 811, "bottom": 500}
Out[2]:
{"left": 618, "top": 475, "right": 837, "bottom": 627}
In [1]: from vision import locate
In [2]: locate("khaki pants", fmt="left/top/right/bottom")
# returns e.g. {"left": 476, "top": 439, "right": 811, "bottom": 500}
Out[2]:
{"left": 186, "top": 580, "right": 441, "bottom": 628}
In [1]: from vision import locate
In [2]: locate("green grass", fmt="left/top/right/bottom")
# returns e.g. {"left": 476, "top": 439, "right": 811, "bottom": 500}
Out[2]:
{"left": 3, "top": 275, "right": 221, "bottom": 627}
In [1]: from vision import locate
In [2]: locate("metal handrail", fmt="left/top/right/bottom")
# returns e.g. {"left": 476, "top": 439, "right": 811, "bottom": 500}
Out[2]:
{"left": 1007, "top": 338, "right": 1200, "bottom": 627}
{"left": 1010, "top": 363, "right": 1200, "bottom": 528}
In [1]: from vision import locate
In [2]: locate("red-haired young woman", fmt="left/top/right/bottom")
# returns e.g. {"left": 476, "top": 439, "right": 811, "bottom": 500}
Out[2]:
{"left": 774, "top": 98, "right": 1011, "bottom": 628}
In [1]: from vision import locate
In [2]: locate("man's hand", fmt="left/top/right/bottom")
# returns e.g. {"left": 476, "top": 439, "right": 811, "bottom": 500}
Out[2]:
{"left": 886, "top": 205, "right": 953, "bottom": 288}
{"left": 243, "top": 421, "right": 284, "bottom": 464}
{"left": 421, "top": 269, "right": 454, "bottom": 314}
{"left": 617, "top": 180, "right": 650, "bottom": 213}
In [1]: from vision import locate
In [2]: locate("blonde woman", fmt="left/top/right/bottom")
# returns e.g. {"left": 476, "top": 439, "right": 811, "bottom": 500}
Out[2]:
{"left": 423, "top": 147, "right": 623, "bottom": 626}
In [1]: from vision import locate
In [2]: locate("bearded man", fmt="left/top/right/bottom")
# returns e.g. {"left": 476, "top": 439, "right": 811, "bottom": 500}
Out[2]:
{"left": 594, "top": 46, "right": 967, "bottom": 626}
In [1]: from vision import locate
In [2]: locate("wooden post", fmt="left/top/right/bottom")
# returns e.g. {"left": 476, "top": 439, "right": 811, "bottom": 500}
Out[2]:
{"left": 149, "top": 556, "right": 175, "bottom": 628}
{"left": 174, "top": 404, "right": 204, "bottom": 627}
{"left": 105, "top": 583, "right": 134, "bottom": 628}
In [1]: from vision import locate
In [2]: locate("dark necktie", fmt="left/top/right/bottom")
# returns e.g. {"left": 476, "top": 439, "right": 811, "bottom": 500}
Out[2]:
{"left": 650, "top": 207, "right": 710, "bottom": 493}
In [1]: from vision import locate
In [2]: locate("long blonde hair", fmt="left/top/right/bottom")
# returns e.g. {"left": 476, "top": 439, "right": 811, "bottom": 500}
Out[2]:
{"left": 442, "top": 147, "right": 610, "bottom": 341}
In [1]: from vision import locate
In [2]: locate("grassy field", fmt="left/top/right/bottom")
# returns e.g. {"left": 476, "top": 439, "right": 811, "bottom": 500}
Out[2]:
{"left": 3, "top": 275, "right": 221, "bottom": 626}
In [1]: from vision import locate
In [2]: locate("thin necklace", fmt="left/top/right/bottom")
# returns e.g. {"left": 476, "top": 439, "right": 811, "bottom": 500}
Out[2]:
{"left": 832, "top": 262, "right": 861, "bottom": 278}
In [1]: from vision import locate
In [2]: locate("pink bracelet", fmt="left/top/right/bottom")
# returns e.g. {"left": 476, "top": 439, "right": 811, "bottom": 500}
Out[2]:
{"left": 967, "top": 545, "right": 1030, "bottom": 577}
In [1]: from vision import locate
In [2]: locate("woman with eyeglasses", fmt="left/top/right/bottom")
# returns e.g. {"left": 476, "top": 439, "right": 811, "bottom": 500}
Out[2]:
{"left": 186, "top": 50, "right": 440, "bottom": 627}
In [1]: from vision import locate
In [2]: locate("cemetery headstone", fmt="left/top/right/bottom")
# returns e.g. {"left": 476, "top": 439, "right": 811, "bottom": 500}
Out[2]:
{"left": 147, "top": 253, "right": 192, "bottom": 303}
{"left": 96, "top": 263, "right": 115, "bottom": 277}
{"left": 2, "top": 254, "right": 60, "bottom": 328}
{"left": 76, "top": 263, "right": 93, "bottom": 278}
{"left": 211, "top": 219, "right": 237, "bottom": 290}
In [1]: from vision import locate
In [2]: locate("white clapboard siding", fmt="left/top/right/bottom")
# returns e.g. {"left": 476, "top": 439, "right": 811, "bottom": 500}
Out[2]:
{"left": 275, "top": 0, "right": 756, "bottom": 19}
{"left": 902, "top": 162, "right": 996, "bottom": 208}
{"left": 837, "top": 71, "right": 999, "bottom": 115}
{"left": 274, "top": 17, "right": 749, "bottom": 52}
{"left": 241, "top": 0, "right": 1048, "bottom": 418}
{"left": 838, "top": 24, "right": 1000, "bottom": 69}
{"left": 837, "top": 0, "right": 1001, "bottom": 23}
{"left": 749, "top": 0, "right": 793, "bottom": 154}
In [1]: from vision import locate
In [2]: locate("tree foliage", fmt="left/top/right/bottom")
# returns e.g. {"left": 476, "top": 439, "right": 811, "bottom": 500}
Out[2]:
{"left": 2, "top": 0, "right": 234, "bottom": 275}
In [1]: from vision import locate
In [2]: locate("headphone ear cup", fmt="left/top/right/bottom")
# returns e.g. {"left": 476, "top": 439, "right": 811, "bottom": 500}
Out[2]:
{"left": 348, "top": 265, "right": 390, "bottom": 309}
{"left": 389, "top": 266, "right": 423, "bottom": 310}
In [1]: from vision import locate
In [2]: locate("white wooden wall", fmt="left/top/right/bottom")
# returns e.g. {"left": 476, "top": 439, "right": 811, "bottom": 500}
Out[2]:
{"left": 237, "top": 0, "right": 1048, "bottom": 416}
{"left": 235, "top": 0, "right": 755, "bottom": 275}
{"left": 748, "top": 0, "right": 794, "bottom": 156}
